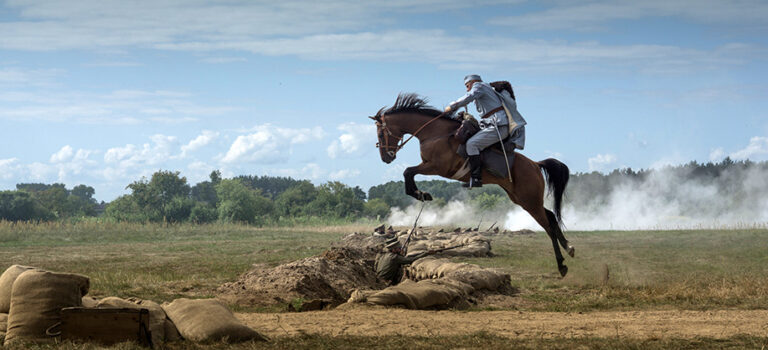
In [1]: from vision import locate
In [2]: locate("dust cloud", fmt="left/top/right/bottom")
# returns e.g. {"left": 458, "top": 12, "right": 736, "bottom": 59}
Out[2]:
{"left": 387, "top": 165, "right": 768, "bottom": 231}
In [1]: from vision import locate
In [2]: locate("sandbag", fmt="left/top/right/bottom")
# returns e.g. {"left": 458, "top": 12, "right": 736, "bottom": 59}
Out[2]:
{"left": 164, "top": 318, "right": 182, "bottom": 342}
{"left": 163, "top": 298, "right": 266, "bottom": 343}
{"left": 366, "top": 279, "right": 468, "bottom": 309}
{"left": 96, "top": 296, "right": 166, "bottom": 345}
{"left": 5, "top": 270, "right": 89, "bottom": 345}
{"left": 81, "top": 296, "right": 99, "bottom": 308}
{"left": 0, "top": 265, "right": 37, "bottom": 313}
{"left": 407, "top": 258, "right": 510, "bottom": 291}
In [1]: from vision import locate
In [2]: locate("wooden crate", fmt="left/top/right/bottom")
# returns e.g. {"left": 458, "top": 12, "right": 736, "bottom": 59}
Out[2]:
{"left": 57, "top": 307, "right": 152, "bottom": 347}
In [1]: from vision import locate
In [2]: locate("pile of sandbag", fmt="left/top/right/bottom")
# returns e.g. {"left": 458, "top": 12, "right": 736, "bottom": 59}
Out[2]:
{"left": 405, "top": 232, "right": 492, "bottom": 257}
{"left": 405, "top": 258, "right": 510, "bottom": 291}
{"left": 0, "top": 265, "right": 89, "bottom": 345}
{"left": 0, "top": 265, "right": 265, "bottom": 346}
{"left": 346, "top": 258, "right": 510, "bottom": 310}
{"left": 218, "top": 246, "right": 387, "bottom": 308}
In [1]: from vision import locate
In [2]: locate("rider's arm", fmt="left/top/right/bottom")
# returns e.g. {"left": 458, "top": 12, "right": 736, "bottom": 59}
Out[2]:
{"left": 447, "top": 83, "right": 482, "bottom": 113}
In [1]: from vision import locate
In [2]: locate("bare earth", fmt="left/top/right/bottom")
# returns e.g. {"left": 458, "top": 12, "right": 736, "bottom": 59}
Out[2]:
{"left": 238, "top": 309, "right": 768, "bottom": 339}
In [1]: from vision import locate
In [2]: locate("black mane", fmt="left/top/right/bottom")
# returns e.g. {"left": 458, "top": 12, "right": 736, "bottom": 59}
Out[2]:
{"left": 378, "top": 93, "right": 452, "bottom": 120}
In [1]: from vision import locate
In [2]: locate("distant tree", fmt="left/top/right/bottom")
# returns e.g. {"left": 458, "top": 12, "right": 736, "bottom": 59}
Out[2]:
{"left": 216, "top": 179, "right": 272, "bottom": 224}
{"left": 0, "top": 191, "right": 53, "bottom": 221}
{"left": 235, "top": 175, "right": 306, "bottom": 199}
{"left": 274, "top": 181, "right": 317, "bottom": 217}
{"left": 363, "top": 198, "right": 390, "bottom": 219}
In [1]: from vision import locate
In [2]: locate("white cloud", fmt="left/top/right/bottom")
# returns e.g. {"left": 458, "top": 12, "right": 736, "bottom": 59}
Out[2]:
{"left": 273, "top": 163, "right": 325, "bottom": 180}
{"left": 709, "top": 147, "right": 726, "bottom": 161}
{"left": 329, "top": 169, "right": 361, "bottom": 180}
{"left": 181, "top": 130, "right": 219, "bottom": 157}
{"left": 327, "top": 122, "right": 375, "bottom": 159}
{"left": 587, "top": 153, "right": 617, "bottom": 172}
{"left": 488, "top": 0, "right": 768, "bottom": 31}
{"left": 50, "top": 145, "right": 74, "bottom": 163}
{"left": 0, "top": 2, "right": 757, "bottom": 72}
{"left": 103, "top": 134, "right": 178, "bottom": 180}
{"left": 222, "top": 124, "right": 324, "bottom": 164}
{"left": 0, "top": 89, "right": 234, "bottom": 124}
{"left": 0, "top": 158, "right": 20, "bottom": 181}
{"left": 730, "top": 136, "right": 768, "bottom": 160}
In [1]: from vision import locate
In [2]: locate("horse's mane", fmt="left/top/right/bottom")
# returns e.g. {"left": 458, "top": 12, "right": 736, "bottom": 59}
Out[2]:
{"left": 377, "top": 93, "right": 453, "bottom": 120}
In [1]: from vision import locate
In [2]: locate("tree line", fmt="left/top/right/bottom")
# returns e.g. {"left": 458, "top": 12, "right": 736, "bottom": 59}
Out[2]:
{"left": 1, "top": 157, "right": 765, "bottom": 223}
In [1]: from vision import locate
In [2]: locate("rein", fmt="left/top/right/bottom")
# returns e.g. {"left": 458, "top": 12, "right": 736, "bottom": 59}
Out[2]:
{"left": 377, "top": 112, "right": 447, "bottom": 157}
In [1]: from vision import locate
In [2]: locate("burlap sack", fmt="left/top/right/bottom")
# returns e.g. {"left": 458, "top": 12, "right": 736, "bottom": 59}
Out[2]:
{"left": 366, "top": 279, "right": 466, "bottom": 309}
{"left": 5, "top": 270, "right": 89, "bottom": 345}
{"left": 164, "top": 319, "right": 182, "bottom": 342}
{"left": 96, "top": 297, "right": 167, "bottom": 344}
{"left": 0, "top": 265, "right": 37, "bottom": 313}
{"left": 81, "top": 296, "right": 99, "bottom": 308}
{"left": 162, "top": 298, "right": 266, "bottom": 343}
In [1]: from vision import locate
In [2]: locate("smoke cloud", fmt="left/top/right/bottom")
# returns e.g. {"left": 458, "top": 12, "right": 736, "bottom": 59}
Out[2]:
{"left": 387, "top": 164, "right": 768, "bottom": 231}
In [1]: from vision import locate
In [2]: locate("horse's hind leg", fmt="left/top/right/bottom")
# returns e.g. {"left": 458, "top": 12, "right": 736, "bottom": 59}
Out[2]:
{"left": 528, "top": 205, "right": 568, "bottom": 277}
{"left": 545, "top": 209, "right": 575, "bottom": 257}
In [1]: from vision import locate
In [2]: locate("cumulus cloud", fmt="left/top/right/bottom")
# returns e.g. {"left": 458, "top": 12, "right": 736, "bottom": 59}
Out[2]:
{"left": 222, "top": 124, "right": 324, "bottom": 164}
{"left": 102, "top": 134, "right": 179, "bottom": 180}
{"left": 50, "top": 145, "right": 74, "bottom": 163}
{"left": 273, "top": 163, "right": 325, "bottom": 180}
{"left": 730, "top": 136, "right": 768, "bottom": 160}
{"left": 329, "top": 169, "right": 361, "bottom": 180}
{"left": 181, "top": 130, "right": 219, "bottom": 157}
{"left": 327, "top": 122, "right": 376, "bottom": 159}
{"left": 587, "top": 153, "right": 617, "bottom": 172}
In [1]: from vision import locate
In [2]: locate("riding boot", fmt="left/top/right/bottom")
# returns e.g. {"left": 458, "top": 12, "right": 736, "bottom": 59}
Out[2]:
{"left": 463, "top": 155, "right": 483, "bottom": 188}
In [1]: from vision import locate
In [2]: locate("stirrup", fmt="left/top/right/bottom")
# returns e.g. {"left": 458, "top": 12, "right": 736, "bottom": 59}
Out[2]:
{"left": 462, "top": 177, "right": 482, "bottom": 188}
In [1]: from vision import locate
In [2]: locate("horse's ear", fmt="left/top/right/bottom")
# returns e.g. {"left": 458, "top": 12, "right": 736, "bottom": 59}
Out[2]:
{"left": 369, "top": 116, "right": 378, "bottom": 121}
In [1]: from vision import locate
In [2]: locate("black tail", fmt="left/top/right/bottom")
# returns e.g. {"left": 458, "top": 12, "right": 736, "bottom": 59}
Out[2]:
{"left": 538, "top": 158, "right": 569, "bottom": 225}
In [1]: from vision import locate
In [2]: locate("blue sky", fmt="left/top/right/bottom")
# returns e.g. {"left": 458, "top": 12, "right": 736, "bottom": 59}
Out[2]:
{"left": 1, "top": 0, "right": 767, "bottom": 201}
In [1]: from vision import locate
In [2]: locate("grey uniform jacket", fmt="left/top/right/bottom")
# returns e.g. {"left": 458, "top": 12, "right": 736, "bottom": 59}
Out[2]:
{"left": 449, "top": 82, "right": 527, "bottom": 132}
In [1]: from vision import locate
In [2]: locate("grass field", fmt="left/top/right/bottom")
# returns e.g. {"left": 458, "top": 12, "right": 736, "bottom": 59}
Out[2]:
{"left": 1, "top": 221, "right": 767, "bottom": 349}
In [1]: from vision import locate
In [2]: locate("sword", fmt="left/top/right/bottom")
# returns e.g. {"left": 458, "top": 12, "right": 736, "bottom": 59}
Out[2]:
{"left": 493, "top": 116, "right": 513, "bottom": 183}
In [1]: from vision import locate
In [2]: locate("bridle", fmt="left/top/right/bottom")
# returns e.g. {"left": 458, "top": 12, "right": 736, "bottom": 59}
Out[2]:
{"left": 375, "top": 112, "right": 447, "bottom": 158}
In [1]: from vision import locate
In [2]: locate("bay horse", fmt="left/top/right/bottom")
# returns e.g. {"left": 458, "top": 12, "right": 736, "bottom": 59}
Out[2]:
{"left": 371, "top": 93, "right": 575, "bottom": 277}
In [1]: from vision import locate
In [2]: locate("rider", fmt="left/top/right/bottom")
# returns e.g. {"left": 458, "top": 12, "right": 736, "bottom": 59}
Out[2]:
{"left": 445, "top": 74, "right": 526, "bottom": 188}
{"left": 375, "top": 239, "right": 435, "bottom": 285}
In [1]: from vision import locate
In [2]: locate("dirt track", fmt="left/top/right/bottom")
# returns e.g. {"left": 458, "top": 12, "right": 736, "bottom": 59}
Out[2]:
{"left": 239, "top": 309, "right": 768, "bottom": 339}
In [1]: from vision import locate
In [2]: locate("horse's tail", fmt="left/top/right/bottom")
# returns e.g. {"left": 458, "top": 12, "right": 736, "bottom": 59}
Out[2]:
{"left": 537, "top": 158, "right": 569, "bottom": 225}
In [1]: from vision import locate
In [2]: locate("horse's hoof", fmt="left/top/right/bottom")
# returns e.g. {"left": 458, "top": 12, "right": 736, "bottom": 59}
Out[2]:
{"left": 559, "top": 265, "right": 568, "bottom": 277}
{"left": 567, "top": 246, "right": 575, "bottom": 258}
{"left": 418, "top": 191, "right": 433, "bottom": 201}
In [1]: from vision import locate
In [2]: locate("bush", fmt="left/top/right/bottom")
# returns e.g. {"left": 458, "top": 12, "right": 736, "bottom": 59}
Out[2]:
{"left": 363, "top": 198, "right": 390, "bottom": 219}
{"left": 189, "top": 203, "right": 218, "bottom": 224}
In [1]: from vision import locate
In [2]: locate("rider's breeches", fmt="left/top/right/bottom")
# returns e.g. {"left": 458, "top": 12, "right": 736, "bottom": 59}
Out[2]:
{"left": 466, "top": 125, "right": 509, "bottom": 156}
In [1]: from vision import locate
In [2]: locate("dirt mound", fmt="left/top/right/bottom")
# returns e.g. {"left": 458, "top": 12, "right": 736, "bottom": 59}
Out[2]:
{"left": 217, "top": 246, "right": 386, "bottom": 307}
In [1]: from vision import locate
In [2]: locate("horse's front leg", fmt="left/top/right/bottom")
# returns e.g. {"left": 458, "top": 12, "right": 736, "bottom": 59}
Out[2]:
{"left": 403, "top": 163, "right": 434, "bottom": 202}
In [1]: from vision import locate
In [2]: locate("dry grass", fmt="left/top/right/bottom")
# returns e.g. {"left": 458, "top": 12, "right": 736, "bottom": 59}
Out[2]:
{"left": 5, "top": 333, "right": 768, "bottom": 350}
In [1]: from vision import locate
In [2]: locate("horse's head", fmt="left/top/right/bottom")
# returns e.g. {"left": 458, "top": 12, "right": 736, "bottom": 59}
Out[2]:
{"left": 370, "top": 112, "right": 399, "bottom": 164}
